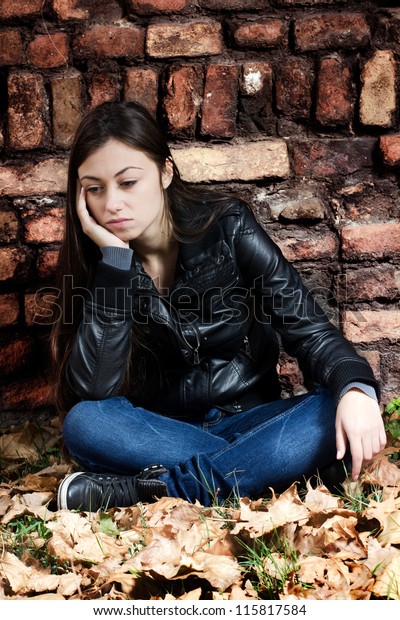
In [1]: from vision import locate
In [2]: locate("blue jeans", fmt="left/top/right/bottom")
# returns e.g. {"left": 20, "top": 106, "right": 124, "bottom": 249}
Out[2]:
{"left": 63, "top": 386, "right": 339, "bottom": 507}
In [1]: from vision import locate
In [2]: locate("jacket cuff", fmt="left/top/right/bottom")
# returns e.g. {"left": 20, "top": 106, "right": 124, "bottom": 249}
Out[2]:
{"left": 92, "top": 260, "right": 136, "bottom": 312}
{"left": 100, "top": 246, "right": 133, "bottom": 270}
{"left": 339, "top": 382, "right": 378, "bottom": 402}
{"left": 326, "top": 359, "right": 380, "bottom": 405}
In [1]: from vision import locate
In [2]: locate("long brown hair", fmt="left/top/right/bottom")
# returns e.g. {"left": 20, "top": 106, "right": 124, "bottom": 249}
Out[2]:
{"left": 51, "top": 101, "right": 234, "bottom": 416}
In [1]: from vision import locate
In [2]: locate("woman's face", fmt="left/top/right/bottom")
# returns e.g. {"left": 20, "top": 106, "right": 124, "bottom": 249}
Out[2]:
{"left": 77, "top": 139, "right": 172, "bottom": 246}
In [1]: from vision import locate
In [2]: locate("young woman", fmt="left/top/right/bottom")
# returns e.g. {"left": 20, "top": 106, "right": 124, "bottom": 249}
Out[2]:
{"left": 52, "top": 101, "right": 386, "bottom": 511}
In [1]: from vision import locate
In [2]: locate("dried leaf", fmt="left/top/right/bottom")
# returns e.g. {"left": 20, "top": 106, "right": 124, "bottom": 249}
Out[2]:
{"left": 371, "top": 553, "right": 400, "bottom": 599}
{"left": 0, "top": 552, "right": 33, "bottom": 594}
{"left": 1, "top": 492, "right": 53, "bottom": 525}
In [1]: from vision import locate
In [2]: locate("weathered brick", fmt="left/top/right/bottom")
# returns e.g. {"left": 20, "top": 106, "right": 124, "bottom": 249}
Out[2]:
{"left": 2, "top": 375, "right": 52, "bottom": 411}
{"left": 201, "top": 64, "right": 238, "bottom": 138}
{"left": 23, "top": 208, "right": 64, "bottom": 244}
{"left": 171, "top": 140, "right": 289, "bottom": 183}
{"left": 52, "top": 0, "right": 89, "bottom": 19}
{"left": 25, "top": 291, "right": 61, "bottom": 326}
{"left": 335, "top": 181, "right": 400, "bottom": 222}
{"left": 266, "top": 188, "right": 326, "bottom": 221}
{"left": 0, "top": 338, "right": 32, "bottom": 376}
{"left": 231, "top": 19, "right": 286, "bottom": 49}
{"left": 74, "top": 24, "right": 144, "bottom": 58}
{"left": 275, "top": 58, "right": 313, "bottom": 119}
{"left": 380, "top": 136, "right": 400, "bottom": 166}
{"left": 200, "top": 0, "right": 264, "bottom": 8}
{"left": 357, "top": 349, "right": 381, "bottom": 381}
{"left": 130, "top": 0, "right": 188, "bottom": 13}
{"left": 360, "top": 51, "right": 396, "bottom": 128}
{"left": 0, "top": 210, "right": 19, "bottom": 243}
{"left": 0, "top": 0, "right": 42, "bottom": 18}
{"left": 28, "top": 32, "right": 69, "bottom": 68}
{"left": 7, "top": 72, "right": 48, "bottom": 150}
{"left": 0, "top": 294, "right": 20, "bottom": 327}
{"left": 241, "top": 61, "right": 272, "bottom": 97}
{"left": 291, "top": 138, "right": 374, "bottom": 177}
{"left": 51, "top": 70, "right": 83, "bottom": 147}
{"left": 37, "top": 249, "right": 59, "bottom": 280}
{"left": 343, "top": 310, "right": 400, "bottom": 344}
{"left": 53, "top": 0, "right": 121, "bottom": 20}
{"left": 0, "top": 31, "right": 24, "bottom": 65}
{"left": 295, "top": 13, "right": 370, "bottom": 51}
{"left": 0, "top": 247, "right": 29, "bottom": 282}
{"left": 277, "top": 352, "right": 305, "bottom": 397}
{"left": 164, "top": 65, "right": 203, "bottom": 137}
{"left": 89, "top": 74, "right": 120, "bottom": 109}
{"left": 271, "top": 229, "right": 338, "bottom": 262}
{"left": 341, "top": 221, "right": 400, "bottom": 260}
{"left": 337, "top": 266, "right": 400, "bottom": 303}
{"left": 146, "top": 21, "right": 222, "bottom": 58}
{"left": 0, "top": 159, "right": 67, "bottom": 197}
{"left": 316, "top": 56, "right": 352, "bottom": 126}
{"left": 124, "top": 67, "right": 159, "bottom": 117}
{"left": 278, "top": 0, "right": 340, "bottom": 4}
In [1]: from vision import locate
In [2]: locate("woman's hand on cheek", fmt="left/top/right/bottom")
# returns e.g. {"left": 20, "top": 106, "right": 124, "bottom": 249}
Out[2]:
{"left": 76, "top": 184, "right": 129, "bottom": 249}
{"left": 335, "top": 388, "right": 387, "bottom": 481}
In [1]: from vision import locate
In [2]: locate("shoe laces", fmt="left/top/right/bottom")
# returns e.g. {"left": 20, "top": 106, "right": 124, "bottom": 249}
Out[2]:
{"left": 90, "top": 474, "right": 138, "bottom": 509}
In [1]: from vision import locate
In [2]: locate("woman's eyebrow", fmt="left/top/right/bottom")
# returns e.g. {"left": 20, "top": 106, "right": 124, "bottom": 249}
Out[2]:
{"left": 80, "top": 166, "right": 143, "bottom": 182}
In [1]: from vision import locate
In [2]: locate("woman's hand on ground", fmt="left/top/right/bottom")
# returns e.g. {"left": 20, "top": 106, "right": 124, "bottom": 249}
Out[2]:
{"left": 76, "top": 184, "right": 129, "bottom": 249}
{"left": 335, "top": 388, "right": 386, "bottom": 481}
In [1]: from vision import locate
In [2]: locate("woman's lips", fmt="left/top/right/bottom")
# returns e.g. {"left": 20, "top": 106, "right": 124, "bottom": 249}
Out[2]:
{"left": 106, "top": 219, "right": 132, "bottom": 228}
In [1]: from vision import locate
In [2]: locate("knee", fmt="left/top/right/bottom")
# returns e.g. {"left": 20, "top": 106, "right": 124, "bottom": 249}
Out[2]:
{"left": 63, "top": 400, "right": 99, "bottom": 444}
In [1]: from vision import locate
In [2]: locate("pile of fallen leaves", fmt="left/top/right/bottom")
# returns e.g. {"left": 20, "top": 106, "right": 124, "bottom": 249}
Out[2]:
{"left": 1, "top": 420, "right": 400, "bottom": 601}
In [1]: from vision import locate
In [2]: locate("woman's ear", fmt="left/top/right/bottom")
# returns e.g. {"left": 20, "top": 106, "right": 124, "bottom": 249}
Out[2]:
{"left": 161, "top": 158, "right": 174, "bottom": 189}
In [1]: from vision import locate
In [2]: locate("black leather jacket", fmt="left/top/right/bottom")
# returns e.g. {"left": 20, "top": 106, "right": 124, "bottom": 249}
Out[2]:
{"left": 66, "top": 202, "right": 378, "bottom": 417}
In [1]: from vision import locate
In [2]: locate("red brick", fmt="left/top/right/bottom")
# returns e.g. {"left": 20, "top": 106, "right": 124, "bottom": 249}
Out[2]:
{"left": 146, "top": 21, "right": 222, "bottom": 58}
{"left": 53, "top": 0, "right": 121, "bottom": 19}
{"left": 51, "top": 70, "right": 83, "bottom": 147}
{"left": 23, "top": 208, "right": 64, "bottom": 244}
{"left": 0, "top": 31, "right": 24, "bottom": 65}
{"left": 74, "top": 24, "right": 144, "bottom": 58}
{"left": 276, "top": 58, "right": 313, "bottom": 119}
{"left": 278, "top": 0, "right": 339, "bottom": 4}
{"left": 316, "top": 56, "right": 353, "bottom": 126}
{"left": 357, "top": 350, "right": 381, "bottom": 381}
{"left": 291, "top": 138, "right": 374, "bottom": 178}
{"left": 360, "top": 51, "right": 396, "bottom": 128}
{"left": 343, "top": 310, "right": 400, "bottom": 345}
{"left": 241, "top": 61, "right": 272, "bottom": 96}
{"left": 130, "top": 0, "right": 188, "bottom": 13}
{"left": 380, "top": 136, "right": 400, "bottom": 166}
{"left": 277, "top": 352, "right": 305, "bottom": 397}
{"left": 342, "top": 221, "right": 400, "bottom": 260}
{"left": 0, "top": 210, "right": 19, "bottom": 243}
{"left": 200, "top": 0, "right": 264, "bottom": 8}
{"left": 7, "top": 72, "right": 48, "bottom": 150}
{"left": 89, "top": 74, "right": 120, "bottom": 109}
{"left": 0, "top": 159, "right": 67, "bottom": 197}
{"left": 0, "top": 247, "right": 29, "bottom": 282}
{"left": 37, "top": 249, "right": 59, "bottom": 280}
{"left": 0, "top": 338, "right": 32, "bottom": 376}
{"left": 271, "top": 229, "right": 338, "bottom": 262}
{"left": 164, "top": 65, "right": 203, "bottom": 137}
{"left": 201, "top": 64, "right": 238, "bottom": 138}
{"left": 0, "top": 0, "right": 42, "bottom": 18}
{"left": 231, "top": 19, "right": 286, "bottom": 49}
{"left": 2, "top": 375, "right": 52, "bottom": 411}
{"left": 295, "top": 13, "right": 370, "bottom": 51}
{"left": 28, "top": 32, "right": 69, "bottom": 69}
{"left": 52, "top": 0, "right": 90, "bottom": 19}
{"left": 336, "top": 266, "right": 399, "bottom": 303}
{"left": 0, "top": 294, "right": 20, "bottom": 327}
{"left": 25, "top": 291, "right": 61, "bottom": 326}
{"left": 123, "top": 68, "right": 159, "bottom": 117}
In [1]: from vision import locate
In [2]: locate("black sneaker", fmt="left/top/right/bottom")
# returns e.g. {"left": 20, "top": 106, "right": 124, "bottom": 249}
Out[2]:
{"left": 57, "top": 465, "right": 168, "bottom": 512}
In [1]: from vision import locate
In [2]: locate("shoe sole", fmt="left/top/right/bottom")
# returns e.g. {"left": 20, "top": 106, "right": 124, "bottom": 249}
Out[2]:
{"left": 57, "top": 471, "right": 85, "bottom": 510}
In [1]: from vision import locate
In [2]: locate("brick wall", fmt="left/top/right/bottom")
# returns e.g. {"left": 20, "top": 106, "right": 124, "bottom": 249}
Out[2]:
{"left": 0, "top": 0, "right": 399, "bottom": 427}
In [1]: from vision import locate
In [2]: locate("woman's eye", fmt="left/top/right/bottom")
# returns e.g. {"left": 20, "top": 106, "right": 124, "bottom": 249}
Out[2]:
{"left": 121, "top": 180, "right": 137, "bottom": 188}
{"left": 86, "top": 186, "right": 103, "bottom": 194}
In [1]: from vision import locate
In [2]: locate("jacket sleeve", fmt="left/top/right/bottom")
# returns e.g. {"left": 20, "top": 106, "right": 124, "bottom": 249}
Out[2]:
{"left": 234, "top": 205, "right": 380, "bottom": 403}
{"left": 65, "top": 260, "right": 135, "bottom": 401}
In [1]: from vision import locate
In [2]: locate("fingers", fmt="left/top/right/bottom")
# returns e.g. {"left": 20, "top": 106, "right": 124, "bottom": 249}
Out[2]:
{"left": 335, "top": 423, "right": 347, "bottom": 461}
{"left": 348, "top": 437, "right": 363, "bottom": 480}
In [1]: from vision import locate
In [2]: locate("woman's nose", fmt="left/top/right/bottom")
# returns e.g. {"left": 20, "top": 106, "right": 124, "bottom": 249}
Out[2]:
{"left": 104, "top": 188, "right": 123, "bottom": 212}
